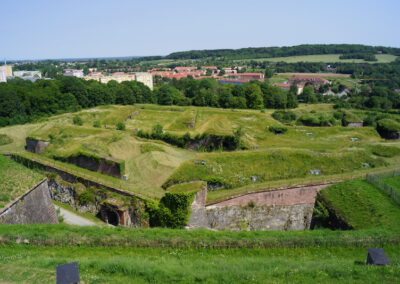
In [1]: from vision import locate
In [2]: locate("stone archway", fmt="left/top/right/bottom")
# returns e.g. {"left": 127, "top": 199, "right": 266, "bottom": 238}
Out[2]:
{"left": 98, "top": 205, "right": 121, "bottom": 226}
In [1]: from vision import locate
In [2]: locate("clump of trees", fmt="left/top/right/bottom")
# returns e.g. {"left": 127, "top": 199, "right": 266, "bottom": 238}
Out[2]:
{"left": 0, "top": 76, "right": 153, "bottom": 127}
{"left": 159, "top": 77, "right": 298, "bottom": 109}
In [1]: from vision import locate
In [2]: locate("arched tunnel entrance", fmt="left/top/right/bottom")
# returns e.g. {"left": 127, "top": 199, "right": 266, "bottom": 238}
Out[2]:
{"left": 98, "top": 206, "right": 120, "bottom": 226}
{"left": 104, "top": 209, "right": 119, "bottom": 226}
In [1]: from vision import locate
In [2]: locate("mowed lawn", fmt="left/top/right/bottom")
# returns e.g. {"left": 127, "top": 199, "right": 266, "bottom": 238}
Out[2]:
{"left": 0, "top": 245, "right": 399, "bottom": 283}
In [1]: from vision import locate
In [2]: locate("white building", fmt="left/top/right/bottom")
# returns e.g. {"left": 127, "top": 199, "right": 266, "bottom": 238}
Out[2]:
{"left": 13, "top": 70, "right": 42, "bottom": 78}
{"left": 134, "top": 72, "right": 153, "bottom": 90}
{"left": 63, "top": 69, "right": 84, "bottom": 78}
{"left": 0, "top": 65, "right": 12, "bottom": 82}
{"left": 0, "top": 69, "right": 6, "bottom": 82}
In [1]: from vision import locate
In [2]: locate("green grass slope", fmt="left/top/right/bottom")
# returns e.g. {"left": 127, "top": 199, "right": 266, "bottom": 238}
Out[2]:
{"left": 317, "top": 180, "right": 400, "bottom": 230}
{"left": 0, "top": 155, "right": 44, "bottom": 208}
{"left": 165, "top": 149, "right": 386, "bottom": 189}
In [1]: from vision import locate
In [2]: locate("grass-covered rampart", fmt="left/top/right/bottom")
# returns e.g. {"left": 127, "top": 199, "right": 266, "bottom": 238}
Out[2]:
{"left": 165, "top": 149, "right": 386, "bottom": 189}
{"left": 315, "top": 179, "right": 400, "bottom": 230}
{"left": 0, "top": 155, "right": 44, "bottom": 208}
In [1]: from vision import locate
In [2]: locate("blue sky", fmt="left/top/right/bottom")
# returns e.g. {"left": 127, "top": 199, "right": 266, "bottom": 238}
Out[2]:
{"left": 1, "top": 0, "right": 399, "bottom": 60}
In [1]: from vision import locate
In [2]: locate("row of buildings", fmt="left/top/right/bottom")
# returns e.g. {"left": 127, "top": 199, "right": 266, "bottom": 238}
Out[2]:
{"left": 1, "top": 65, "right": 44, "bottom": 83}
{"left": 150, "top": 66, "right": 264, "bottom": 83}
{"left": 64, "top": 69, "right": 154, "bottom": 90}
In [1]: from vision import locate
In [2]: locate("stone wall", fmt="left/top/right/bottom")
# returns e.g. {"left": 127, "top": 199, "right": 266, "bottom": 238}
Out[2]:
{"left": 65, "top": 154, "right": 122, "bottom": 178}
{"left": 25, "top": 138, "right": 49, "bottom": 153}
{"left": 48, "top": 178, "right": 147, "bottom": 227}
{"left": 0, "top": 179, "right": 58, "bottom": 224}
{"left": 188, "top": 183, "right": 332, "bottom": 231}
{"left": 347, "top": 122, "right": 363, "bottom": 128}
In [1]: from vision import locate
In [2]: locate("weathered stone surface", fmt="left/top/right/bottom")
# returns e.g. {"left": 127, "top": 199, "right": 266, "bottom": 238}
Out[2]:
{"left": 347, "top": 122, "right": 363, "bottom": 127}
{"left": 25, "top": 138, "right": 49, "bottom": 153}
{"left": 195, "top": 204, "right": 314, "bottom": 231}
{"left": 66, "top": 155, "right": 122, "bottom": 178}
{"left": 0, "top": 179, "right": 58, "bottom": 224}
{"left": 188, "top": 183, "right": 333, "bottom": 231}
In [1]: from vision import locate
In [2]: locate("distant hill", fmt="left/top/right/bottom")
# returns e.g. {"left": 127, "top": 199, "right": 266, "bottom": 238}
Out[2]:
{"left": 165, "top": 44, "right": 400, "bottom": 60}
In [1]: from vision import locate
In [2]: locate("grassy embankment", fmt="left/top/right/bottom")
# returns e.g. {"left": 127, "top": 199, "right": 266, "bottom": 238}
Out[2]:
{"left": 1, "top": 104, "right": 399, "bottom": 201}
{"left": 0, "top": 155, "right": 44, "bottom": 208}
{"left": 1, "top": 177, "right": 400, "bottom": 283}
{"left": 317, "top": 179, "right": 400, "bottom": 229}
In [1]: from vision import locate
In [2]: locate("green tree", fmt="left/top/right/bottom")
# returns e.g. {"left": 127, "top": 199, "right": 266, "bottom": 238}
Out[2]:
{"left": 300, "top": 85, "right": 317, "bottom": 103}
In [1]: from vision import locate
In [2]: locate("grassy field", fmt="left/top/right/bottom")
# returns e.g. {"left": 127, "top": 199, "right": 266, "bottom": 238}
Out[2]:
{"left": 0, "top": 104, "right": 399, "bottom": 201}
{"left": 318, "top": 179, "right": 400, "bottom": 229}
{"left": 384, "top": 176, "right": 400, "bottom": 193}
{"left": 0, "top": 244, "right": 399, "bottom": 283}
{"left": 246, "top": 54, "right": 398, "bottom": 64}
{"left": 0, "top": 155, "right": 44, "bottom": 208}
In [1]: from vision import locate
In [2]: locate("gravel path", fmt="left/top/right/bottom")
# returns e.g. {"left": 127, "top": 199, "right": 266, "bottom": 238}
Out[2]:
{"left": 55, "top": 205, "right": 98, "bottom": 226}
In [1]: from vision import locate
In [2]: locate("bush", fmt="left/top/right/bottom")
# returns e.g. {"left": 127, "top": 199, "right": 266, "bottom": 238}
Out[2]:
{"left": 77, "top": 190, "right": 96, "bottom": 205}
{"left": 93, "top": 120, "right": 101, "bottom": 128}
{"left": 376, "top": 119, "right": 400, "bottom": 139}
{"left": 147, "top": 192, "right": 196, "bottom": 228}
{"left": 268, "top": 125, "right": 288, "bottom": 134}
{"left": 72, "top": 116, "right": 83, "bottom": 126}
{"left": 371, "top": 145, "right": 400, "bottom": 157}
{"left": 272, "top": 111, "right": 296, "bottom": 123}
{"left": 116, "top": 122, "right": 126, "bottom": 131}
{"left": 0, "top": 134, "right": 13, "bottom": 146}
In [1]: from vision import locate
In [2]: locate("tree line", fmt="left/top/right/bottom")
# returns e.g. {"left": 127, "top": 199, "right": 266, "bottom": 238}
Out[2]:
{"left": 1, "top": 74, "right": 399, "bottom": 128}
{"left": 0, "top": 76, "right": 154, "bottom": 127}
{"left": 165, "top": 44, "right": 400, "bottom": 60}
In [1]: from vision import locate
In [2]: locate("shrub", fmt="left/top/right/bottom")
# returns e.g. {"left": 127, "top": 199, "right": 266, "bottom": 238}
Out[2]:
{"left": 371, "top": 145, "right": 400, "bottom": 157}
{"left": 268, "top": 125, "right": 288, "bottom": 134}
{"left": 147, "top": 192, "right": 196, "bottom": 228}
{"left": 116, "top": 122, "right": 126, "bottom": 131}
{"left": 376, "top": 119, "right": 400, "bottom": 139}
{"left": 0, "top": 134, "right": 13, "bottom": 146}
{"left": 77, "top": 189, "right": 96, "bottom": 205}
{"left": 73, "top": 116, "right": 83, "bottom": 126}
{"left": 272, "top": 111, "right": 296, "bottom": 123}
{"left": 93, "top": 120, "right": 101, "bottom": 128}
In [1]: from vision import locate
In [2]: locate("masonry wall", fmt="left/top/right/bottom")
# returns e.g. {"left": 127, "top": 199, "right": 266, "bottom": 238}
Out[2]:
{"left": 188, "top": 184, "right": 332, "bottom": 231}
{"left": 0, "top": 179, "right": 58, "bottom": 224}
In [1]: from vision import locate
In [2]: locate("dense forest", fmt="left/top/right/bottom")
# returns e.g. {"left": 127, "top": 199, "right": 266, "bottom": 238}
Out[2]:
{"left": 166, "top": 44, "right": 400, "bottom": 60}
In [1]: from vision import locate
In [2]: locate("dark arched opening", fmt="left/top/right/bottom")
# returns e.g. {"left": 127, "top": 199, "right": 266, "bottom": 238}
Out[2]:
{"left": 97, "top": 208, "right": 119, "bottom": 226}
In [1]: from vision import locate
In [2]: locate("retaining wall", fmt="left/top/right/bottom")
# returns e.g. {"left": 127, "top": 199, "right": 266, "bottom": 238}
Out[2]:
{"left": 188, "top": 184, "right": 332, "bottom": 231}
{"left": 0, "top": 179, "right": 58, "bottom": 224}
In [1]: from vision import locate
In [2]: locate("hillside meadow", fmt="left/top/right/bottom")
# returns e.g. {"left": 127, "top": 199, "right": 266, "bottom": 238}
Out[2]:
{"left": 0, "top": 104, "right": 399, "bottom": 200}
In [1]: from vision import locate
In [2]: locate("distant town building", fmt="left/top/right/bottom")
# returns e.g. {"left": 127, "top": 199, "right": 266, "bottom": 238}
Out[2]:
{"left": 0, "top": 69, "right": 6, "bottom": 82}
{"left": 63, "top": 69, "right": 84, "bottom": 78}
{"left": 174, "top": 66, "right": 197, "bottom": 73}
{"left": 134, "top": 72, "right": 154, "bottom": 90}
{"left": 0, "top": 65, "right": 13, "bottom": 82}
{"left": 223, "top": 68, "right": 237, "bottom": 74}
{"left": 228, "top": 73, "right": 265, "bottom": 81}
{"left": 13, "top": 70, "right": 42, "bottom": 78}
{"left": 217, "top": 79, "right": 248, "bottom": 85}
{"left": 85, "top": 72, "right": 153, "bottom": 90}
